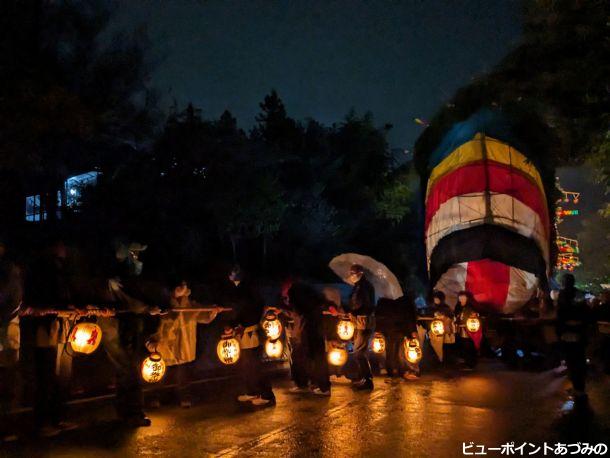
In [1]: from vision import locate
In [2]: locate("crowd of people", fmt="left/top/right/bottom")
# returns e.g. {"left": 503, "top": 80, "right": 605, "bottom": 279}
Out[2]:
{"left": 0, "top": 237, "right": 608, "bottom": 443}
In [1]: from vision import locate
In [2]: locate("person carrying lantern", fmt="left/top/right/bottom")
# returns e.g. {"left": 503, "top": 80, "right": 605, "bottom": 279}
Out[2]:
{"left": 376, "top": 292, "right": 418, "bottom": 380}
{"left": 455, "top": 290, "right": 478, "bottom": 369}
{"left": 273, "top": 278, "right": 309, "bottom": 393}
{"left": 21, "top": 239, "right": 77, "bottom": 437}
{"left": 556, "top": 273, "right": 592, "bottom": 401}
{"left": 0, "top": 239, "right": 22, "bottom": 442}
{"left": 146, "top": 279, "right": 227, "bottom": 407}
{"left": 430, "top": 290, "right": 456, "bottom": 366}
{"left": 101, "top": 241, "right": 162, "bottom": 427}
{"left": 286, "top": 282, "right": 331, "bottom": 396}
{"left": 345, "top": 264, "right": 376, "bottom": 390}
{"left": 220, "top": 265, "right": 275, "bottom": 407}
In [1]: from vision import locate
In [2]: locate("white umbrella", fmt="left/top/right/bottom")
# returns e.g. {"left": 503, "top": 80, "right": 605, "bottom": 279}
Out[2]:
{"left": 328, "top": 253, "right": 403, "bottom": 300}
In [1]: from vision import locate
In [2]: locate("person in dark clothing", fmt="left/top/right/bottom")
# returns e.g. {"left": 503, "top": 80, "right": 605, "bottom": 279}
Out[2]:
{"left": 431, "top": 291, "right": 453, "bottom": 318}
{"left": 287, "top": 282, "right": 331, "bottom": 395}
{"left": 21, "top": 240, "right": 76, "bottom": 437}
{"left": 220, "top": 265, "right": 275, "bottom": 407}
{"left": 431, "top": 290, "right": 456, "bottom": 366}
{"left": 597, "top": 291, "right": 610, "bottom": 374}
{"left": 0, "top": 241, "right": 22, "bottom": 442}
{"left": 345, "top": 264, "right": 376, "bottom": 390}
{"left": 101, "top": 242, "right": 160, "bottom": 427}
{"left": 455, "top": 290, "right": 478, "bottom": 369}
{"left": 376, "top": 293, "right": 418, "bottom": 379}
{"left": 273, "top": 278, "right": 308, "bottom": 393}
{"left": 556, "top": 274, "right": 591, "bottom": 400}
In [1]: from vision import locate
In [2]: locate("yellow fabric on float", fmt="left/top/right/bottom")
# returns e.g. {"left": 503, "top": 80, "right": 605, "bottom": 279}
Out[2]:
{"left": 426, "top": 134, "right": 546, "bottom": 201}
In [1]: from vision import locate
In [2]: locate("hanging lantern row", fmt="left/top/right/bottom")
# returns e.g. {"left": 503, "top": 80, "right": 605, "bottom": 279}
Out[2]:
{"left": 141, "top": 352, "right": 166, "bottom": 383}
{"left": 466, "top": 315, "right": 481, "bottom": 333}
{"left": 69, "top": 322, "right": 102, "bottom": 355}
{"left": 430, "top": 319, "right": 445, "bottom": 337}
{"left": 217, "top": 329, "right": 241, "bottom": 365}
{"left": 404, "top": 338, "right": 422, "bottom": 364}
{"left": 336, "top": 315, "right": 355, "bottom": 341}
{"left": 261, "top": 311, "right": 283, "bottom": 340}
{"left": 371, "top": 333, "right": 386, "bottom": 354}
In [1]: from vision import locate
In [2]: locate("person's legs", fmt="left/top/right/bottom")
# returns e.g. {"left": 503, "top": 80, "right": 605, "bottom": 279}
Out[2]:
{"left": 460, "top": 337, "right": 477, "bottom": 368}
{"left": 175, "top": 363, "right": 194, "bottom": 406}
{"left": 289, "top": 339, "right": 309, "bottom": 389}
{"left": 99, "top": 318, "right": 147, "bottom": 423}
{"left": 0, "top": 349, "right": 18, "bottom": 440}
{"left": 565, "top": 343, "right": 587, "bottom": 394}
{"left": 239, "top": 347, "right": 274, "bottom": 402}
{"left": 353, "top": 329, "right": 373, "bottom": 386}
{"left": 309, "top": 337, "right": 330, "bottom": 392}
{"left": 34, "top": 346, "right": 65, "bottom": 430}
{"left": 385, "top": 332, "right": 404, "bottom": 377}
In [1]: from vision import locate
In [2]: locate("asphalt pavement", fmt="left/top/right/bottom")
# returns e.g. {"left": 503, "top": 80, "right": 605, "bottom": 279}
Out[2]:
{"left": 1, "top": 361, "right": 609, "bottom": 457}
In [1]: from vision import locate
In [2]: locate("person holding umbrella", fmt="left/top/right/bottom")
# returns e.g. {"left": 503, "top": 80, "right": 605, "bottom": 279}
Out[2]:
{"left": 345, "top": 264, "right": 376, "bottom": 390}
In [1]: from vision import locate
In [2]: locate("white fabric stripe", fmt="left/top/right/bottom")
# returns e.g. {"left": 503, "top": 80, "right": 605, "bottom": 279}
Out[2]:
{"left": 505, "top": 267, "right": 539, "bottom": 314}
{"left": 434, "top": 262, "right": 538, "bottom": 313}
{"left": 425, "top": 193, "right": 549, "bottom": 268}
{"left": 433, "top": 262, "right": 468, "bottom": 312}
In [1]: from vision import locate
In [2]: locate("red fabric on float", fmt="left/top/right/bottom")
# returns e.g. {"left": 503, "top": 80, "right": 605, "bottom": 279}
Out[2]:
{"left": 424, "top": 161, "right": 549, "bottom": 235}
{"left": 465, "top": 259, "right": 511, "bottom": 313}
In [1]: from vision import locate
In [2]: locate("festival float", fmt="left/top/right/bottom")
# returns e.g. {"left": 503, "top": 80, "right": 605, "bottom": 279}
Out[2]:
{"left": 415, "top": 109, "right": 555, "bottom": 314}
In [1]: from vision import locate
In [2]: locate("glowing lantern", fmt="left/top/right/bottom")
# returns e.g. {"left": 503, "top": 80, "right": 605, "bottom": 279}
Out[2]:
{"left": 336, "top": 316, "right": 355, "bottom": 341}
{"left": 404, "top": 338, "right": 422, "bottom": 364}
{"left": 141, "top": 352, "right": 166, "bottom": 383}
{"left": 466, "top": 315, "right": 481, "bottom": 333}
{"left": 327, "top": 345, "right": 348, "bottom": 367}
{"left": 265, "top": 339, "right": 283, "bottom": 359}
{"left": 69, "top": 322, "right": 102, "bottom": 355}
{"left": 430, "top": 319, "right": 445, "bottom": 337}
{"left": 217, "top": 330, "right": 241, "bottom": 365}
{"left": 261, "top": 312, "right": 283, "bottom": 340}
{"left": 371, "top": 333, "right": 386, "bottom": 354}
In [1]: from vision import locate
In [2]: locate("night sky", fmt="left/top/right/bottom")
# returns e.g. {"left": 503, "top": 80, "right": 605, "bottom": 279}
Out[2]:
{"left": 112, "top": 0, "right": 522, "bottom": 150}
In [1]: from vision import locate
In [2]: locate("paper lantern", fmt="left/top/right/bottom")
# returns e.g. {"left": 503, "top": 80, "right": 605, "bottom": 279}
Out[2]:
{"left": 261, "top": 312, "right": 283, "bottom": 340}
{"left": 69, "top": 322, "right": 102, "bottom": 355}
{"left": 336, "top": 316, "right": 355, "bottom": 341}
{"left": 265, "top": 339, "right": 283, "bottom": 359}
{"left": 466, "top": 315, "right": 481, "bottom": 333}
{"left": 327, "top": 346, "right": 348, "bottom": 367}
{"left": 430, "top": 319, "right": 445, "bottom": 336}
{"left": 217, "top": 331, "right": 241, "bottom": 365}
{"left": 141, "top": 352, "right": 166, "bottom": 383}
{"left": 371, "top": 333, "right": 386, "bottom": 354}
{"left": 404, "top": 338, "right": 422, "bottom": 364}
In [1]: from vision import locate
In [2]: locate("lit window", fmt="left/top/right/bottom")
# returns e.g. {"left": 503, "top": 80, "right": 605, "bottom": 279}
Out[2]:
{"left": 25, "top": 195, "right": 42, "bottom": 222}
{"left": 64, "top": 171, "right": 100, "bottom": 208}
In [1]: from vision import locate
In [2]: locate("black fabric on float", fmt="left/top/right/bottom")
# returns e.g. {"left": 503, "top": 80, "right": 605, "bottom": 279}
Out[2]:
{"left": 428, "top": 224, "right": 547, "bottom": 287}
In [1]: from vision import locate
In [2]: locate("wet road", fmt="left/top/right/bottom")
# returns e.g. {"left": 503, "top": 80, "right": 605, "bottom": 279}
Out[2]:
{"left": 2, "top": 361, "right": 609, "bottom": 457}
